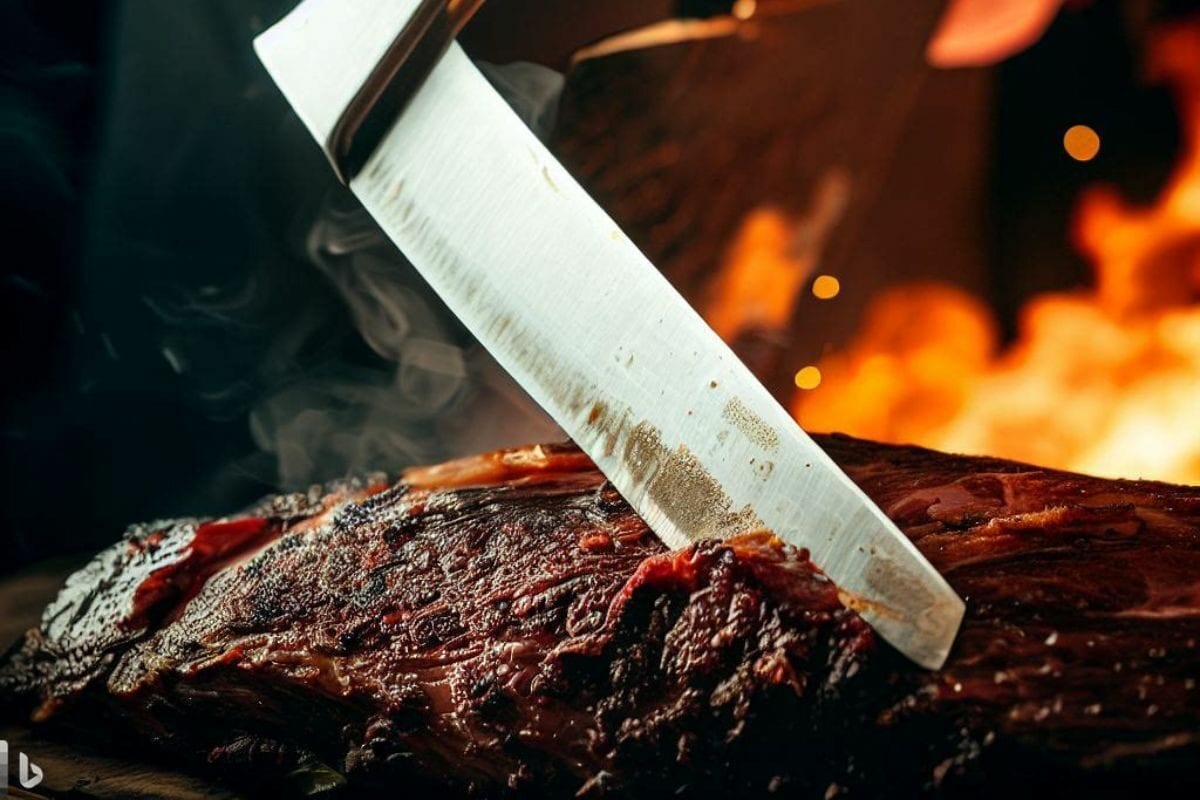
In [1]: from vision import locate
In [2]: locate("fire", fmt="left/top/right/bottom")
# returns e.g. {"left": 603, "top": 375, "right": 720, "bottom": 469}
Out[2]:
{"left": 704, "top": 208, "right": 814, "bottom": 343}
{"left": 1074, "top": 23, "right": 1200, "bottom": 319}
{"left": 794, "top": 283, "right": 1200, "bottom": 484}
{"left": 711, "top": 21, "right": 1200, "bottom": 485}
{"left": 796, "top": 20, "right": 1200, "bottom": 484}
{"left": 703, "top": 170, "right": 849, "bottom": 343}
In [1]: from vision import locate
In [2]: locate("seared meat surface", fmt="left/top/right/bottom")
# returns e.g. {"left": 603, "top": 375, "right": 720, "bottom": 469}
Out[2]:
{"left": 2, "top": 436, "right": 1199, "bottom": 797}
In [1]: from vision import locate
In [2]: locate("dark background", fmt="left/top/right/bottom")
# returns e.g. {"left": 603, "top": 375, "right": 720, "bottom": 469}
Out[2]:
{"left": 0, "top": 0, "right": 1188, "bottom": 577}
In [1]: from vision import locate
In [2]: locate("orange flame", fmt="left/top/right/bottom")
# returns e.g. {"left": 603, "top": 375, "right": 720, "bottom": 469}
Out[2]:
{"left": 796, "top": 21, "right": 1200, "bottom": 484}
{"left": 703, "top": 170, "right": 849, "bottom": 343}
{"left": 1074, "top": 23, "right": 1200, "bottom": 317}
{"left": 709, "top": 21, "right": 1200, "bottom": 485}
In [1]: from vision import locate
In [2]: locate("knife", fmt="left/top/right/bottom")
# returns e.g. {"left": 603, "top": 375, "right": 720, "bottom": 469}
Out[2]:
{"left": 255, "top": 0, "right": 964, "bottom": 669}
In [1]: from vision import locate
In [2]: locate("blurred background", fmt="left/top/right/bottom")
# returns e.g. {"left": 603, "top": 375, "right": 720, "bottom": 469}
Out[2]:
{"left": 1, "top": 0, "right": 1197, "bottom": 577}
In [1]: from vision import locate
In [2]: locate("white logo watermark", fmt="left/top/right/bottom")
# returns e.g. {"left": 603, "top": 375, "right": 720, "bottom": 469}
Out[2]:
{"left": 0, "top": 739, "right": 44, "bottom": 795}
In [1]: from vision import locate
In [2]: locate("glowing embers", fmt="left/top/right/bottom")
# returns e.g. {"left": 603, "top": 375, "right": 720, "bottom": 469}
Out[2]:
{"left": 1064, "top": 124, "right": 1101, "bottom": 162}
{"left": 794, "top": 285, "right": 1200, "bottom": 484}
{"left": 732, "top": 0, "right": 757, "bottom": 21}
{"left": 1073, "top": 22, "right": 1200, "bottom": 318}
{"left": 793, "top": 285, "right": 996, "bottom": 445}
{"left": 793, "top": 366, "right": 822, "bottom": 391}
{"left": 791, "top": 19, "right": 1200, "bottom": 485}
{"left": 704, "top": 209, "right": 806, "bottom": 341}
{"left": 812, "top": 275, "right": 841, "bottom": 300}
{"left": 702, "top": 171, "right": 850, "bottom": 342}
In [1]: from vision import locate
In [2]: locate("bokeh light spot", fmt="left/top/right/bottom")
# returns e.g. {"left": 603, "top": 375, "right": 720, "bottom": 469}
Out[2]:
{"left": 1064, "top": 124, "right": 1101, "bottom": 162}
{"left": 794, "top": 366, "right": 822, "bottom": 390}
{"left": 732, "top": 0, "right": 758, "bottom": 20}
{"left": 812, "top": 275, "right": 841, "bottom": 300}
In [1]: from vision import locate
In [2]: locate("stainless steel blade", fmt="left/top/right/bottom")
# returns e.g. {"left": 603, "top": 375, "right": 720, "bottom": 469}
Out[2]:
{"left": 256, "top": 0, "right": 965, "bottom": 669}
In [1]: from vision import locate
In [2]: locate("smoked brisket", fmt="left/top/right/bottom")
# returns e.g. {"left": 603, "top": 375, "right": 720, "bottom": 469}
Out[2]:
{"left": 2, "top": 435, "right": 1199, "bottom": 797}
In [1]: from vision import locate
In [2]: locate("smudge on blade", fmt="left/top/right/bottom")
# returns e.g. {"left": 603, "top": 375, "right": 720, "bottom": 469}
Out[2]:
{"left": 722, "top": 397, "right": 780, "bottom": 452}
{"left": 623, "top": 421, "right": 763, "bottom": 541}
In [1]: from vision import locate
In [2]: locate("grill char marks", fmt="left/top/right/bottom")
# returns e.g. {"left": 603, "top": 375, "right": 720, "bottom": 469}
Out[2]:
{"left": 2, "top": 436, "right": 1200, "bottom": 797}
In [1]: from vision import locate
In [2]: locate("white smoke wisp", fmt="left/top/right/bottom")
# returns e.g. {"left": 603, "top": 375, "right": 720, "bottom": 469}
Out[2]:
{"left": 250, "top": 62, "right": 567, "bottom": 488}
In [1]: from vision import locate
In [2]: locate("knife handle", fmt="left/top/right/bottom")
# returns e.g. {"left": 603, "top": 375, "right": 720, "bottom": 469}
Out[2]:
{"left": 328, "top": 0, "right": 486, "bottom": 184}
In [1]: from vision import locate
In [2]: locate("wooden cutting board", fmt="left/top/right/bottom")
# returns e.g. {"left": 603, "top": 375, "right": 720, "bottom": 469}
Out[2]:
{"left": 1, "top": 564, "right": 241, "bottom": 800}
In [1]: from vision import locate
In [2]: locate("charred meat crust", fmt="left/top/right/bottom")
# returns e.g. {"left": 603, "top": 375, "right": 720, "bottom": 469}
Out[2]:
{"left": 2, "top": 436, "right": 1200, "bottom": 797}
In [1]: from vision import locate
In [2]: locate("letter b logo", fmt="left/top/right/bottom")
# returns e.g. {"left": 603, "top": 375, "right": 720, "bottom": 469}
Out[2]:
{"left": 19, "top": 753, "right": 43, "bottom": 790}
{"left": 0, "top": 739, "right": 44, "bottom": 794}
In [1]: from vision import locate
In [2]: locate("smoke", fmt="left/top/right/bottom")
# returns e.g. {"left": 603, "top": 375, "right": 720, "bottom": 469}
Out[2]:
{"left": 248, "top": 60, "right": 567, "bottom": 488}
{"left": 477, "top": 61, "right": 564, "bottom": 137}
{"left": 0, "top": 3, "right": 572, "bottom": 572}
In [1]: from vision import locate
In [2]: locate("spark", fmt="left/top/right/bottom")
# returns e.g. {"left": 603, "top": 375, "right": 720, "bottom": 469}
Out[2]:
{"left": 732, "top": 0, "right": 757, "bottom": 20}
{"left": 812, "top": 275, "right": 841, "bottom": 300}
{"left": 1064, "top": 124, "right": 1101, "bottom": 162}
{"left": 794, "top": 366, "right": 822, "bottom": 390}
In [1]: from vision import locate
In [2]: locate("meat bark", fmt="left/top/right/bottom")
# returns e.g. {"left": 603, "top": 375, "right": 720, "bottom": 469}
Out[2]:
{"left": 2, "top": 436, "right": 1199, "bottom": 797}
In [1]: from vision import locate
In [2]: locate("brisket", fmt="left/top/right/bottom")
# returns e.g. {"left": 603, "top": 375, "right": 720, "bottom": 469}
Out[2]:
{"left": 2, "top": 435, "right": 1199, "bottom": 797}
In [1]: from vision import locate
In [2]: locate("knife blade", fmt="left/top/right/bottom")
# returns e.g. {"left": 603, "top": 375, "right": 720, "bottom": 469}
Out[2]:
{"left": 255, "top": 0, "right": 964, "bottom": 669}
